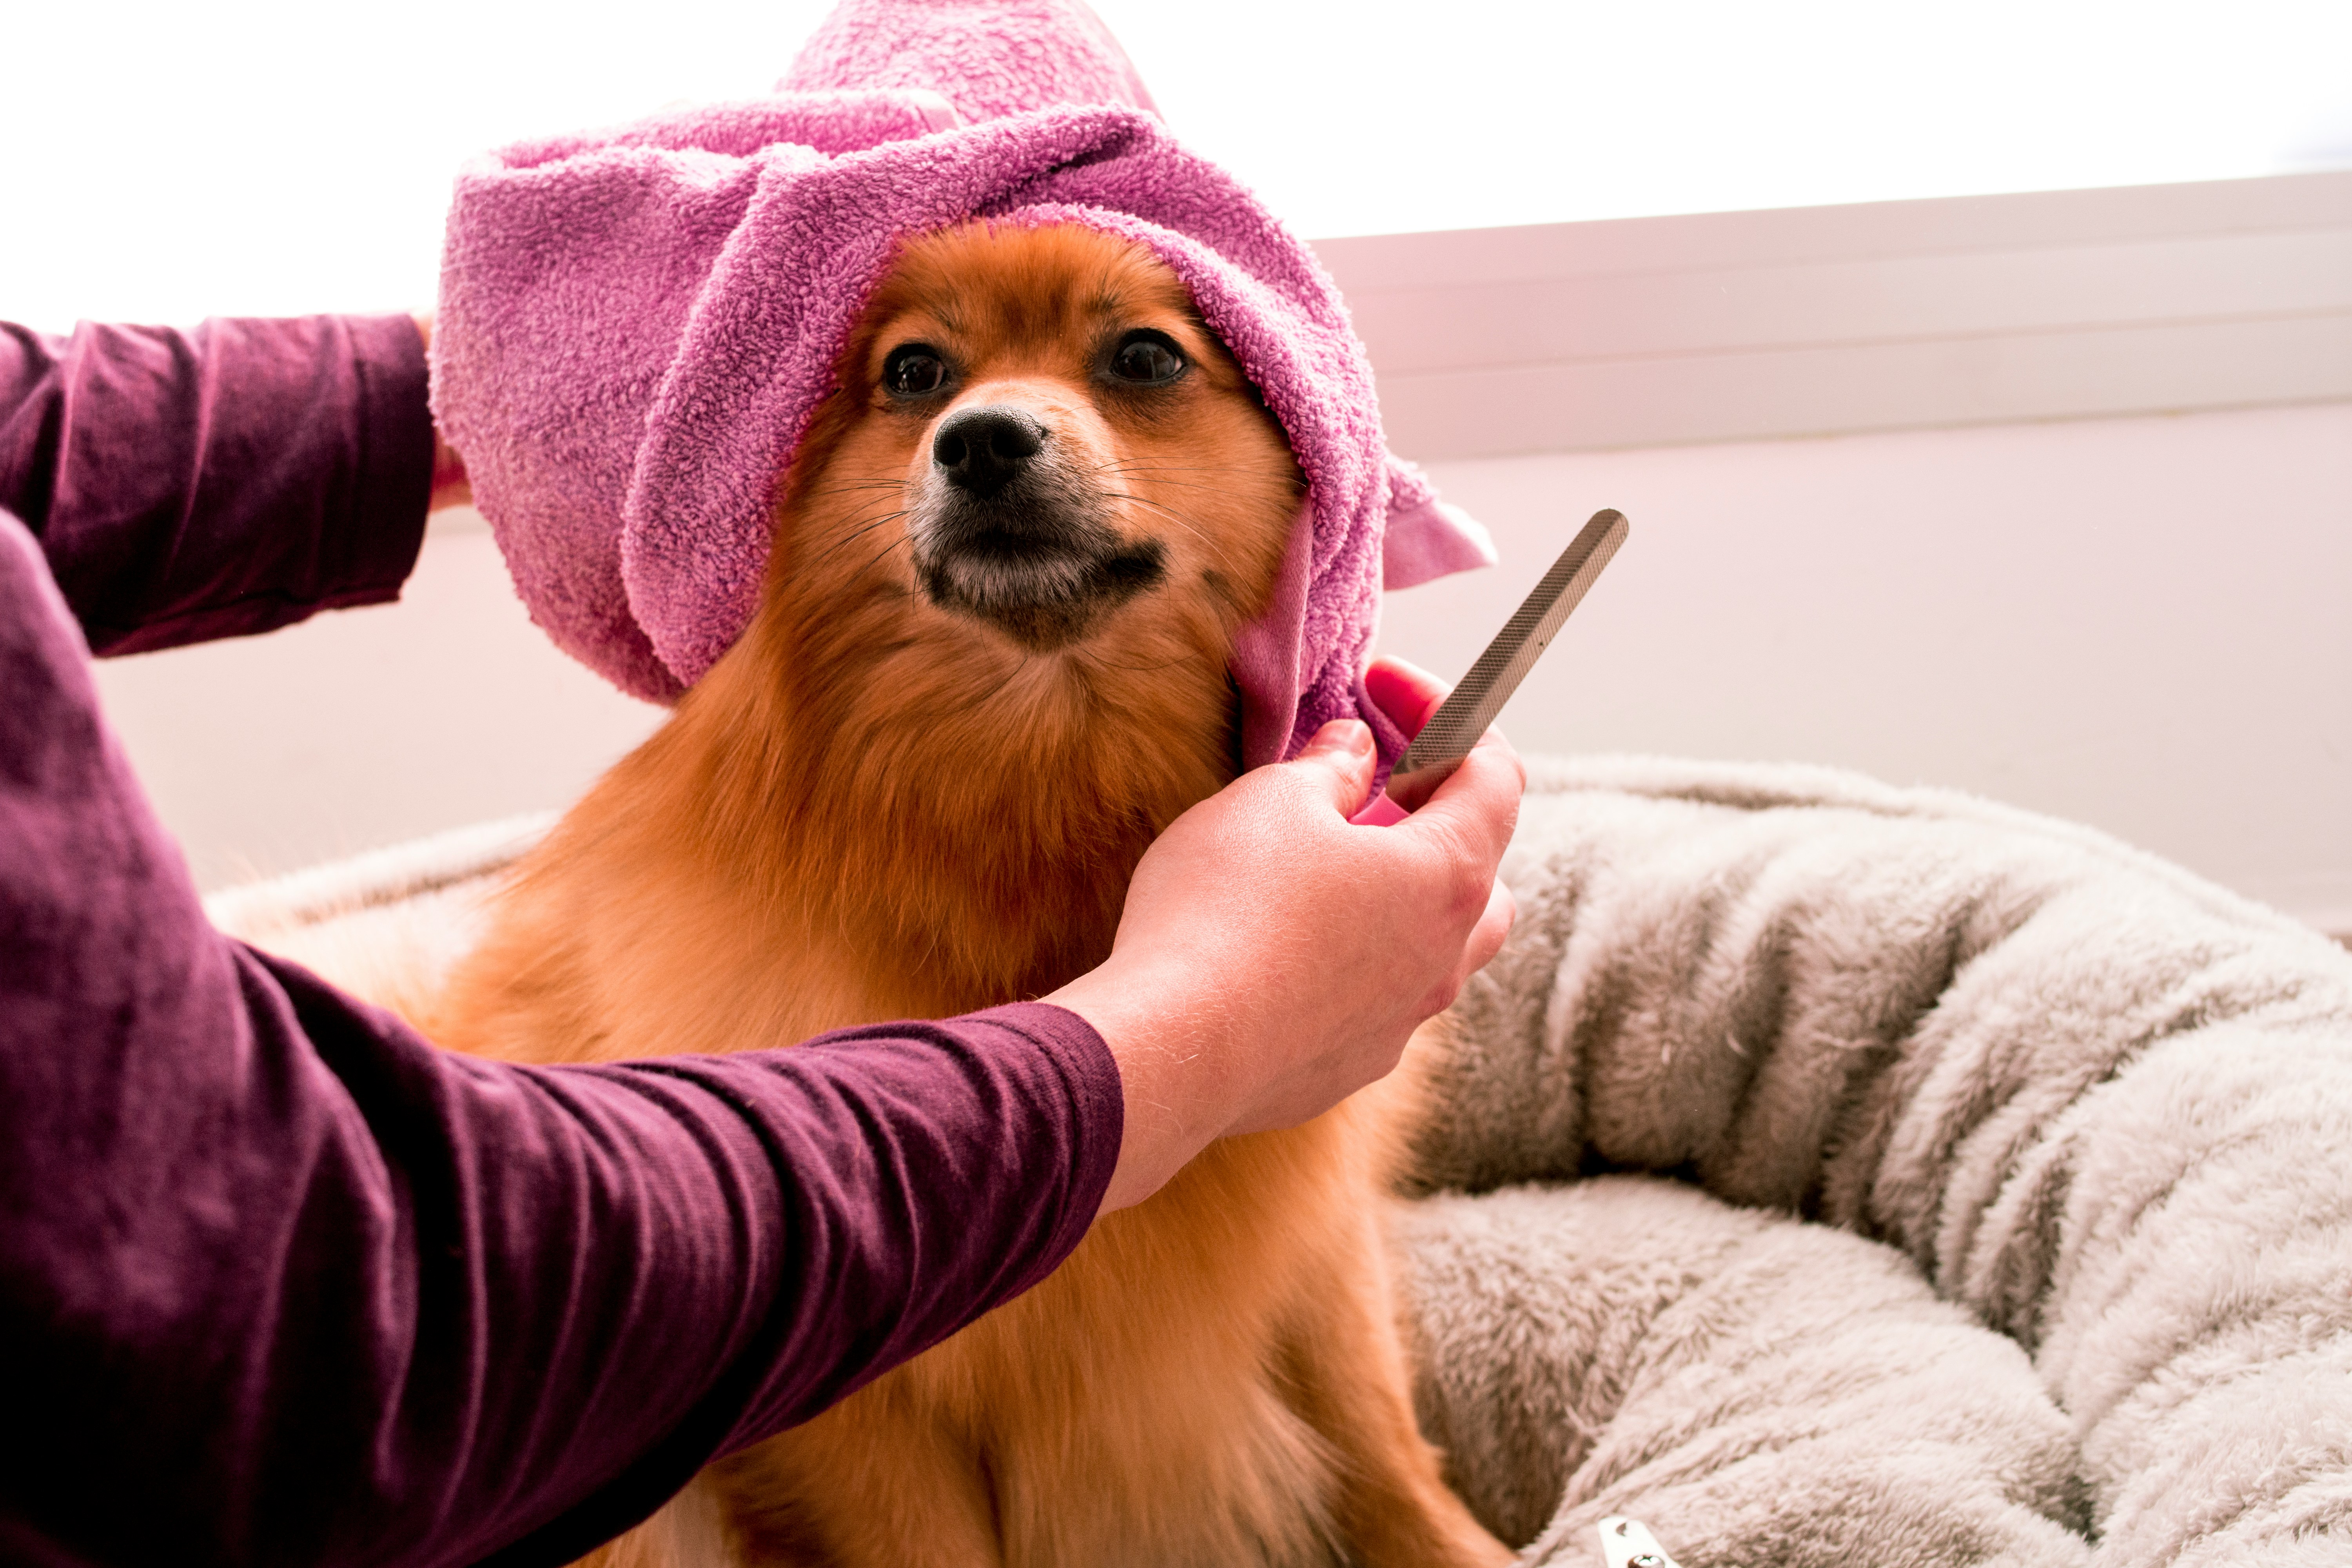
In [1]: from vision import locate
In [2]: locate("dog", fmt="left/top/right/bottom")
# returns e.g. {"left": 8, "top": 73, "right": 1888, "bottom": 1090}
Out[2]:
{"left": 421, "top": 219, "right": 1512, "bottom": 1568}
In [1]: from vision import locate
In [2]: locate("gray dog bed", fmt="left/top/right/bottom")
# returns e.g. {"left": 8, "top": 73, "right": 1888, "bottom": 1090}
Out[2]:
{"left": 209, "top": 758, "right": 2352, "bottom": 1567}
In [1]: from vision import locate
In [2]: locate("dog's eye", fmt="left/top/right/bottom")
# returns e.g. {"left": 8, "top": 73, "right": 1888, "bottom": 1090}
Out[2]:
{"left": 884, "top": 345, "right": 949, "bottom": 397}
{"left": 1110, "top": 332, "right": 1185, "bottom": 385}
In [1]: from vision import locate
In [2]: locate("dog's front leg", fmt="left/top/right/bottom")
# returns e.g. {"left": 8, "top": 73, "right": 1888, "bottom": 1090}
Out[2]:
{"left": 1276, "top": 1206, "right": 1516, "bottom": 1568}
{"left": 704, "top": 1375, "right": 1004, "bottom": 1568}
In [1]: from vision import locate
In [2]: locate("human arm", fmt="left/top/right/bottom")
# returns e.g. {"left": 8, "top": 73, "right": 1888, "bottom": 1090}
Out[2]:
{"left": 2, "top": 514, "right": 1513, "bottom": 1566}
{"left": 0, "top": 506, "right": 1118, "bottom": 1566}
{"left": 0, "top": 485, "right": 1514, "bottom": 1565}
{"left": 0, "top": 314, "right": 445, "bottom": 654}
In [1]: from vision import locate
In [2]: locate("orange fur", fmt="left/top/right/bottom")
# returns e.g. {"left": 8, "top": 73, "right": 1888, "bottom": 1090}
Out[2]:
{"left": 427, "top": 222, "right": 1509, "bottom": 1568}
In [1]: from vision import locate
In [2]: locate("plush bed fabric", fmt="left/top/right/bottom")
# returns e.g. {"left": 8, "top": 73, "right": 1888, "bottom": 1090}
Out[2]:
{"left": 1401, "top": 1178, "right": 2089, "bottom": 1566}
{"left": 1412, "top": 757, "right": 2352, "bottom": 1566}
{"left": 208, "top": 757, "right": 2352, "bottom": 1567}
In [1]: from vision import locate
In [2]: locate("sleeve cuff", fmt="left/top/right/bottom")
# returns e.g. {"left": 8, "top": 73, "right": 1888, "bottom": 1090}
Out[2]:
{"left": 965, "top": 1000, "right": 1125, "bottom": 1282}
{"left": 338, "top": 313, "right": 435, "bottom": 606}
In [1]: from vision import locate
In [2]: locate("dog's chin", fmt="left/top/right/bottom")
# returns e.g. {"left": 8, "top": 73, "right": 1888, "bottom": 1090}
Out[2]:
{"left": 915, "top": 535, "right": 1167, "bottom": 652}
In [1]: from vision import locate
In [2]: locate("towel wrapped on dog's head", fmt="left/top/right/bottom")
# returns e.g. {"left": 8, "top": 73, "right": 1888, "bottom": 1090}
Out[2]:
{"left": 431, "top": 0, "right": 1495, "bottom": 768}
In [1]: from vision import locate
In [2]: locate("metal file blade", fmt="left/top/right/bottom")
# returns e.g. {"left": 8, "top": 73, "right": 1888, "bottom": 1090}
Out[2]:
{"left": 1396, "top": 507, "right": 1629, "bottom": 776}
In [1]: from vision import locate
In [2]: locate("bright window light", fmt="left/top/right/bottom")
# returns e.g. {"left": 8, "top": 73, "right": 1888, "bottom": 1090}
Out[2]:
{"left": 4, "top": 0, "right": 2345, "bottom": 332}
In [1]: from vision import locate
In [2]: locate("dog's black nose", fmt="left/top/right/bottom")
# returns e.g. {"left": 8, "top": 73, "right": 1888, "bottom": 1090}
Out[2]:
{"left": 933, "top": 405, "right": 1045, "bottom": 499}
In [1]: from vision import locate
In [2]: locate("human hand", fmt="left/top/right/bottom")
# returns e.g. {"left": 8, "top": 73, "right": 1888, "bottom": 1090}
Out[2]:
{"left": 412, "top": 313, "right": 472, "bottom": 514}
{"left": 1049, "top": 659, "right": 1524, "bottom": 1213}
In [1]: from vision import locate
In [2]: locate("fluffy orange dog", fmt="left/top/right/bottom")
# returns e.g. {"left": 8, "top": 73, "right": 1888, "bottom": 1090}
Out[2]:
{"left": 426, "top": 221, "right": 1510, "bottom": 1568}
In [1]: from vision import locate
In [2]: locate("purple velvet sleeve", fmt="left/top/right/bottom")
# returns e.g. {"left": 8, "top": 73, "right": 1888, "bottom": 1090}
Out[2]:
{"left": 0, "top": 315, "right": 434, "bottom": 653}
{"left": 0, "top": 511, "right": 1123, "bottom": 1561}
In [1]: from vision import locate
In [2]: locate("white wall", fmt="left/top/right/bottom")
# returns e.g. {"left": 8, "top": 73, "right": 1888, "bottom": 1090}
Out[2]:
{"left": 90, "top": 525, "right": 661, "bottom": 890}
{"left": 1389, "top": 402, "right": 2352, "bottom": 938}
{"left": 91, "top": 399, "right": 2352, "bottom": 942}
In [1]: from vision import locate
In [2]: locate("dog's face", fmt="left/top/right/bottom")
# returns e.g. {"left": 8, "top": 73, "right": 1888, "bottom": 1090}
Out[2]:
{"left": 775, "top": 222, "right": 1302, "bottom": 671}
{"left": 664, "top": 222, "right": 1303, "bottom": 992}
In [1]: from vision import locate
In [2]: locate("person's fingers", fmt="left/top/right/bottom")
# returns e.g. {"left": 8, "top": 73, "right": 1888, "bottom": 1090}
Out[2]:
{"left": 1383, "top": 756, "right": 1459, "bottom": 815}
{"left": 1363, "top": 656, "right": 1448, "bottom": 739}
{"left": 1414, "top": 876, "right": 1517, "bottom": 1018}
{"left": 1461, "top": 876, "right": 1517, "bottom": 977}
{"left": 1290, "top": 718, "right": 1376, "bottom": 815}
{"left": 1397, "top": 727, "right": 1525, "bottom": 867}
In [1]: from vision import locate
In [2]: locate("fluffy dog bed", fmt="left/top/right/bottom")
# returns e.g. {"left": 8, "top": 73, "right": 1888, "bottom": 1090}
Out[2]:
{"left": 208, "top": 759, "right": 2352, "bottom": 1567}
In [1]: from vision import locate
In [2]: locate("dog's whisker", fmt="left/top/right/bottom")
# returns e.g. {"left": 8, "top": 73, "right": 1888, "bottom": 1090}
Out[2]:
{"left": 1090, "top": 460, "right": 1300, "bottom": 480}
{"left": 1098, "top": 488, "right": 1207, "bottom": 527}
{"left": 830, "top": 505, "right": 910, "bottom": 541}
{"left": 1100, "top": 474, "right": 1287, "bottom": 499}
{"left": 1100, "top": 490, "right": 1244, "bottom": 574}
{"left": 1093, "top": 465, "right": 1308, "bottom": 496}
{"left": 803, "top": 473, "right": 911, "bottom": 498}
{"left": 838, "top": 534, "right": 912, "bottom": 595}
{"left": 844, "top": 504, "right": 913, "bottom": 539}
{"left": 800, "top": 510, "right": 911, "bottom": 574}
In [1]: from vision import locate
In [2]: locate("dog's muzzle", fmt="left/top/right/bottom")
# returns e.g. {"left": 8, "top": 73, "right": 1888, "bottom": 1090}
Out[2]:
{"left": 910, "top": 403, "right": 1166, "bottom": 651}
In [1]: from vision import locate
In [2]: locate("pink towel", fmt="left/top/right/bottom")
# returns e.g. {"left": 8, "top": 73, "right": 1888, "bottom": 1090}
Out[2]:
{"left": 431, "top": 0, "right": 1494, "bottom": 769}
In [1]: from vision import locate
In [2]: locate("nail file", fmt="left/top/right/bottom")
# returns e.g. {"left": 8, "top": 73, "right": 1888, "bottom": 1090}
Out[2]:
{"left": 1355, "top": 508, "right": 1628, "bottom": 825}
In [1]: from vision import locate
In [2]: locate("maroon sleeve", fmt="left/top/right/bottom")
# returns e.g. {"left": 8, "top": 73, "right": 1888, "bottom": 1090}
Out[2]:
{"left": 0, "top": 314, "right": 434, "bottom": 654}
{"left": 0, "top": 512, "right": 1123, "bottom": 1568}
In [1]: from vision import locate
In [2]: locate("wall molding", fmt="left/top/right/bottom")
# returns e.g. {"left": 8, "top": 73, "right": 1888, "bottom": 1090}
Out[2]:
{"left": 1314, "top": 171, "right": 2352, "bottom": 459}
